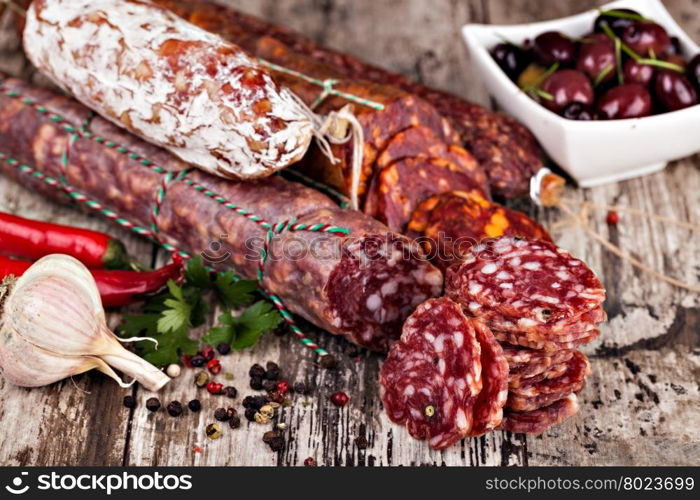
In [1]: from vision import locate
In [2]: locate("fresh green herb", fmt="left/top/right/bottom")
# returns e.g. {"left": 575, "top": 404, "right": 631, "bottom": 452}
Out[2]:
{"left": 117, "top": 256, "right": 275, "bottom": 366}
{"left": 203, "top": 301, "right": 282, "bottom": 350}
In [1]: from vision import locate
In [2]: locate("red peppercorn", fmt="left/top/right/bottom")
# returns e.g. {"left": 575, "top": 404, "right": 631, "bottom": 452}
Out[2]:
{"left": 201, "top": 346, "right": 215, "bottom": 361}
{"left": 276, "top": 380, "right": 290, "bottom": 395}
{"left": 330, "top": 391, "right": 349, "bottom": 407}
{"left": 606, "top": 210, "right": 619, "bottom": 225}
{"left": 206, "top": 382, "right": 223, "bottom": 395}
{"left": 303, "top": 457, "right": 316, "bottom": 467}
{"left": 182, "top": 354, "right": 194, "bottom": 368}
{"left": 207, "top": 359, "right": 222, "bottom": 375}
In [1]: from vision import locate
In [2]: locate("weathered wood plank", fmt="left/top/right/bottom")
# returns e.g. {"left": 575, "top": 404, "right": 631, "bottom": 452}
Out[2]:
{"left": 0, "top": 0, "right": 698, "bottom": 466}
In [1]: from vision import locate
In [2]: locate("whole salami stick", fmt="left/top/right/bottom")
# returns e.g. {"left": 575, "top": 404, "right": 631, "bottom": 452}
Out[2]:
{"left": 154, "top": 0, "right": 558, "bottom": 200}
{"left": 0, "top": 76, "right": 443, "bottom": 353}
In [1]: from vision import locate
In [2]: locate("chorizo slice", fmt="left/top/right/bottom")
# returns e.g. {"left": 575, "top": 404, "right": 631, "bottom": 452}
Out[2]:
{"left": 498, "top": 394, "right": 580, "bottom": 434}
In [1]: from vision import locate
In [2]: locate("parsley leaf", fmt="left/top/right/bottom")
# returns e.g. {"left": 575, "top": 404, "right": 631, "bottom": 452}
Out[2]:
{"left": 137, "top": 325, "right": 199, "bottom": 367}
{"left": 157, "top": 280, "right": 192, "bottom": 333}
{"left": 214, "top": 273, "right": 257, "bottom": 309}
{"left": 202, "top": 301, "right": 282, "bottom": 350}
{"left": 185, "top": 256, "right": 212, "bottom": 289}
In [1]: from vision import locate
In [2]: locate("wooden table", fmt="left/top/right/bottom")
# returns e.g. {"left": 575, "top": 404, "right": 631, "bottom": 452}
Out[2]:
{"left": 0, "top": 0, "right": 698, "bottom": 466}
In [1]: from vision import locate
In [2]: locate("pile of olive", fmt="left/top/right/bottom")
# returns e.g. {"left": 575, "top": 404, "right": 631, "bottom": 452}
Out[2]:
{"left": 491, "top": 9, "right": 700, "bottom": 119}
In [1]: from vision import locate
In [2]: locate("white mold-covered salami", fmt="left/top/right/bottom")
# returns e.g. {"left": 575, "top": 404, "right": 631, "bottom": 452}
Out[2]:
{"left": 23, "top": 0, "right": 314, "bottom": 180}
{"left": 445, "top": 237, "right": 606, "bottom": 327}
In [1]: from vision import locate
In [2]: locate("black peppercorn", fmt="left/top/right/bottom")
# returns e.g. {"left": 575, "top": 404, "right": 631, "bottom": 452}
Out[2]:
{"left": 190, "top": 355, "right": 206, "bottom": 367}
{"left": 146, "top": 397, "right": 161, "bottom": 412}
{"left": 249, "top": 363, "right": 266, "bottom": 378}
{"left": 229, "top": 414, "right": 241, "bottom": 429}
{"left": 262, "top": 379, "right": 277, "bottom": 392}
{"left": 354, "top": 435, "right": 368, "bottom": 450}
{"left": 320, "top": 355, "right": 337, "bottom": 369}
{"left": 216, "top": 342, "right": 231, "bottom": 355}
{"left": 214, "top": 407, "right": 230, "bottom": 421}
{"left": 264, "top": 361, "right": 281, "bottom": 380}
{"left": 293, "top": 381, "right": 308, "bottom": 395}
{"left": 223, "top": 386, "right": 238, "bottom": 399}
{"left": 123, "top": 395, "right": 136, "bottom": 409}
{"left": 167, "top": 401, "right": 183, "bottom": 417}
{"left": 242, "top": 395, "right": 269, "bottom": 410}
{"left": 188, "top": 399, "right": 202, "bottom": 412}
{"left": 268, "top": 436, "right": 285, "bottom": 452}
{"left": 244, "top": 407, "right": 257, "bottom": 422}
{"left": 250, "top": 376, "right": 264, "bottom": 390}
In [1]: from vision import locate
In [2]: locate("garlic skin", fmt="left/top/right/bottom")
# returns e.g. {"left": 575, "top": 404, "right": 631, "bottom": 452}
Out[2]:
{"left": 0, "top": 254, "right": 170, "bottom": 391}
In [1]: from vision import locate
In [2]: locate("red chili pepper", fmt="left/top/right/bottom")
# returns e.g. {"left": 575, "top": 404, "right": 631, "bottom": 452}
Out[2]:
{"left": 0, "top": 211, "right": 130, "bottom": 269}
{"left": 0, "top": 254, "right": 183, "bottom": 307}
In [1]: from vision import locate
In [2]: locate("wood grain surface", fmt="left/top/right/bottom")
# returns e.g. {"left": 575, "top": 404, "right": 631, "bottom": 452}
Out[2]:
{"left": 0, "top": 0, "right": 698, "bottom": 466}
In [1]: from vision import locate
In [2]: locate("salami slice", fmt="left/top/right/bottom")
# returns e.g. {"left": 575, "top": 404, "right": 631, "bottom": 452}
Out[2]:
{"left": 468, "top": 320, "right": 509, "bottom": 436}
{"left": 504, "top": 346, "right": 575, "bottom": 379}
{"left": 493, "top": 329, "right": 601, "bottom": 352}
{"left": 479, "top": 304, "right": 607, "bottom": 338}
{"left": 380, "top": 297, "right": 482, "bottom": 449}
{"left": 374, "top": 126, "right": 488, "bottom": 195}
{"left": 366, "top": 158, "right": 487, "bottom": 232}
{"left": 407, "top": 191, "right": 552, "bottom": 271}
{"left": 445, "top": 237, "right": 605, "bottom": 326}
{"left": 508, "top": 360, "right": 569, "bottom": 390}
{"left": 498, "top": 394, "right": 580, "bottom": 434}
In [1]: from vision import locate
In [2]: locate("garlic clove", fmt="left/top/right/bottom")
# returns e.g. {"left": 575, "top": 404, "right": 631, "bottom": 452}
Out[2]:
{"left": 0, "top": 254, "right": 170, "bottom": 391}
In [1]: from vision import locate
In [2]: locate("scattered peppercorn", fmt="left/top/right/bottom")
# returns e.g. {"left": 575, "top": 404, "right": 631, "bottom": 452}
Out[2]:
{"left": 242, "top": 395, "right": 269, "bottom": 410}
{"left": 244, "top": 407, "right": 257, "bottom": 422}
{"left": 264, "top": 361, "right": 281, "bottom": 380}
{"left": 206, "top": 382, "right": 223, "bottom": 395}
{"left": 201, "top": 346, "right": 215, "bottom": 361}
{"left": 320, "top": 354, "right": 337, "bottom": 369}
{"left": 249, "top": 363, "right": 265, "bottom": 378}
{"left": 165, "top": 363, "right": 181, "bottom": 378}
{"left": 268, "top": 436, "right": 285, "bottom": 452}
{"left": 262, "top": 430, "right": 279, "bottom": 444}
{"left": 194, "top": 371, "right": 209, "bottom": 388}
{"left": 207, "top": 359, "right": 222, "bottom": 375}
{"left": 190, "top": 355, "right": 206, "bottom": 367}
{"left": 188, "top": 399, "right": 202, "bottom": 412}
{"left": 205, "top": 423, "right": 222, "bottom": 440}
{"left": 123, "top": 395, "right": 136, "bottom": 409}
{"left": 293, "top": 381, "right": 310, "bottom": 395}
{"left": 262, "top": 379, "right": 277, "bottom": 392}
{"left": 606, "top": 210, "right": 619, "bottom": 225}
{"left": 223, "top": 386, "right": 238, "bottom": 399}
{"left": 250, "top": 376, "right": 264, "bottom": 390}
{"left": 229, "top": 414, "right": 241, "bottom": 429}
{"left": 330, "top": 391, "right": 349, "bottom": 407}
{"left": 146, "top": 397, "right": 161, "bottom": 412}
{"left": 167, "top": 401, "right": 183, "bottom": 417}
{"left": 267, "top": 390, "right": 285, "bottom": 404}
{"left": 214, "top": 407, "right": 230, "bottom": 421}
{"left": 216, "top": 342, "right": 231, "bottom": 355}
{"left": 276, "top": 422, "right": 288, "bottom": 430}
{"left": 276, "top": 380, "right": 290, "bottom": 395}
{"left": 354, "top": 435, "right": 368, "bottom": 450}
{"left": 182, "top": 354, "right": 194, "bottom": 368}
{"left": 303, "top": 457, "right": 316, "bottom": 466}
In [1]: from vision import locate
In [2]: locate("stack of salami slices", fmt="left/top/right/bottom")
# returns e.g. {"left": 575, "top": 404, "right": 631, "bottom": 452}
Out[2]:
{"left": 446, "top": 237, "right": 606, "bottom": 435}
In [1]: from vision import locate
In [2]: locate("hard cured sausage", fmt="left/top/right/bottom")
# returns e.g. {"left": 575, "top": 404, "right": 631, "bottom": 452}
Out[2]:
{"left": 23, "top": 0, "right": 314, "bottom": 180}
{"left": 0, "top": 76, "right": 443, "bottom": 352}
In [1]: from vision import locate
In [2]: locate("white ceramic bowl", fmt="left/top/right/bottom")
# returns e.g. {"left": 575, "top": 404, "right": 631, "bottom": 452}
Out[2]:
{"left": 462, "top": 0, "right": 700, "bottom": 188}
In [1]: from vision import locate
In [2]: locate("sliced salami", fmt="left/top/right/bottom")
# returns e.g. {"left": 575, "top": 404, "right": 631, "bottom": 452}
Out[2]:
{"left": 407, "top": 190, "right": 551, "bottom": 271}
{"left": 479, "top": 304, "right": 607, "bottom": 338}
{"left": 498, "top": 394, "right": 580, "bottom": 434}
{"left": 502, "top": 345, "right": 575, "bottom": 368}
{"left": 445, "top": 237, "right": 605, "bottom": 326}
{"left": 508, "top": 360, "right": 569, "bottom": 390}
{"left": 374, "top": 126, "right": 488, "bottom": 195}
{"left": 468, "top": 320, "right": 509, "bottom": 437}
{"left": 493, "top": 329, "right": 601, "bottom": 352}
{"left": 380, "top": 297, "right": 482, "bottom": 449}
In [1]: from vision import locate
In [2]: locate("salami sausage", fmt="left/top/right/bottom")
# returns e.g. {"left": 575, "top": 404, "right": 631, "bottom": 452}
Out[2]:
{"left": 508, "top": 360, "right": 569, "bottom": 390}
{"left": 504, "top": 346, "right": 575, "bottom": 379}
{"left": 498, "top": 394, "right": 580, "bottom": 434}
{"left": 23, "top": 0, "right": 315, "bottom": 180}
{"left": 153, "top": 0, "right": 547, "bottom": 199}
{"left": 468, "top": 320, "right": 509, "bottom": 436}
{"left": 380, "top": 298, "right": 483, "bottom": 449}
{"left": 483, "top": 304, "right": 607, "bottom": 338}
{"left": 364, "top": 158, "right": 488, "bottom": 232}
{"left": 407, "top": 191, "right": 551, "bottom": 271}
{"left": 492, "top": 329, "right": 601, "bottom": 353}
{"left": 0, "top": 76, "right": 443, "bottom": 352}
{"left": 445, "top": 237, "right": 605, "bottom": 328}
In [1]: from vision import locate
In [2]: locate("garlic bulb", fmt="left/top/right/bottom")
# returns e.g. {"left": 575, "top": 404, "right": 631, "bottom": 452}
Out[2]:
{"left": 0, "top": 254, "right": 170, "bottom": 391}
